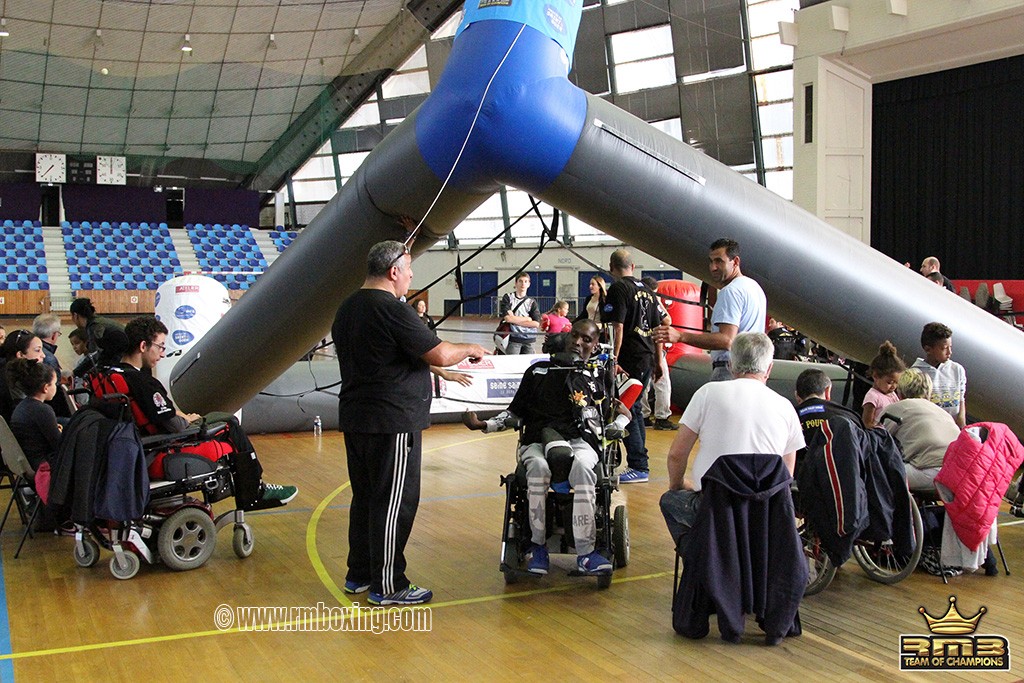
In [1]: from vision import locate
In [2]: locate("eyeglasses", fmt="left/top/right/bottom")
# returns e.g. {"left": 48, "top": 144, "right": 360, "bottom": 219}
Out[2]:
{"left": 149, "top": 341, "right": 167, "bottom": 353}
{"left": 389, "top": 245, "right": 411, "bottom": 271}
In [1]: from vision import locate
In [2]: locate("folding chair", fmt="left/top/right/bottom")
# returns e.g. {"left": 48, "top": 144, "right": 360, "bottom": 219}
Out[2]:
{"left": 0, "top": 416, "right": 42, "bottom": 558}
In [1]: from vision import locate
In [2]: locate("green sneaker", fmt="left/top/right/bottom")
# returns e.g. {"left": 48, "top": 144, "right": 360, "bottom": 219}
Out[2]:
{"left": 260, "top": 483, "right": 298, "bottom": 505}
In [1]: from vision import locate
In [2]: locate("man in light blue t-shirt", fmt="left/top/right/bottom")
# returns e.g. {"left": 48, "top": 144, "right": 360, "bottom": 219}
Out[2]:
{"left": 654, "top": 238, "right": 766, "bottom": 381}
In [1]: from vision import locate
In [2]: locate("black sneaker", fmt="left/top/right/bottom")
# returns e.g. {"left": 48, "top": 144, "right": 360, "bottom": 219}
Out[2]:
{"left": 653, "top": 418, "right": 678, "bottom": 431}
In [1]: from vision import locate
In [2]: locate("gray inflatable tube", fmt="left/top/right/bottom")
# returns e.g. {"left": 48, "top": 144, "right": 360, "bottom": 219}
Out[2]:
{"left": 174, "top": 33, "right": 1024, "bottom": 435}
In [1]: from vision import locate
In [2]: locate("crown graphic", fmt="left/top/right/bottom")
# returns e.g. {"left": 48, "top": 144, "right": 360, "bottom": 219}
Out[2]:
{"left": 919, "top": 596, "right": 986, "bottom": 635}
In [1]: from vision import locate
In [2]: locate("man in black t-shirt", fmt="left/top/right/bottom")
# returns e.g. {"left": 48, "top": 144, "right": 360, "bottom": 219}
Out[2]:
{"left": 602, "top": 248, "right": 664, "bottom": 483}
{"left": 333, "top": 239, "right": 489, "bottom": 606}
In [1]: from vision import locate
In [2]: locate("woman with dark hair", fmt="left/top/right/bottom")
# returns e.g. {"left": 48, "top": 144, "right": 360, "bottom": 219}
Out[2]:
{"left": 575, "top": 275, "right": 607, "bottom": 328}
{"left": 6, "top": 359, "right": 61, "bottom": 470}
{"left": 69, "top": 297, "right": 124, "bottom": 353}
{"left": 0, "top": 330, "right": 46, "bottom": 423}
{"left": 412, "top": 298, "right": 435, "bottom": 329}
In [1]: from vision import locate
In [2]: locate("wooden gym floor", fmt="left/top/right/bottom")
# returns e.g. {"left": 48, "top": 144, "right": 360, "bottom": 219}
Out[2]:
{"left": 2, "top": 423, "right": 1023, "bottom": 682}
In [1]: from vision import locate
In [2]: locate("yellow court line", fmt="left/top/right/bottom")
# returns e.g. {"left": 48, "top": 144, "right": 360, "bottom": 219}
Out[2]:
{"left": 306, "top": 480, "right": 354, "bottom": 608}
{"left": 0, "top": 572, "right": 671, "bottom": 662}
{"left": 0, "top": 430, "right": 537, "bottom": 663}
{"left": 304, "top": 430, "right": 513, "bottom": 609}
{"left": 427, "top": 571, "right": 671, "bottom": 609}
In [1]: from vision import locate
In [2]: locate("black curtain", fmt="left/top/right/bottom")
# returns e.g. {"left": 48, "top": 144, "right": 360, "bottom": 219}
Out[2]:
{"left": 871, "top": 54, "right": 1024, "bottom": 279}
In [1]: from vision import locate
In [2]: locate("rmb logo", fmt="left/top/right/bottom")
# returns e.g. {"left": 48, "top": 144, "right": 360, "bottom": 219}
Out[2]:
{"left": 900, "top": 596, "right": 1009, "bottom": 671}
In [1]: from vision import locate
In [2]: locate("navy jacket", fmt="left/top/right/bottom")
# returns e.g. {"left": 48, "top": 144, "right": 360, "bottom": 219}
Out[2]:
{"left": 673, "top": 453, "right": 806, "bottom": 645}
{"left": 798, "top": 416, "right": 914, "bottom": 566}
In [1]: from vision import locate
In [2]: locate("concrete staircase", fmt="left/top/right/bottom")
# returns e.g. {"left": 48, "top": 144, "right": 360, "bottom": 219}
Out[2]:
{"left": 41, "top": 226, "right": 74, "bottom": 309}
{"left": 168, "top": 230, "right": 201, "bottom": 275}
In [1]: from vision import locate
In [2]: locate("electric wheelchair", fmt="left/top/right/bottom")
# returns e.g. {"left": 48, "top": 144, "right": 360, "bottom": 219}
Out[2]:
{"left": 497, "top": 350, "right": 630, "bottom": 590}
{"left": 65, "top": 372, "right": 261, "bottom": 580}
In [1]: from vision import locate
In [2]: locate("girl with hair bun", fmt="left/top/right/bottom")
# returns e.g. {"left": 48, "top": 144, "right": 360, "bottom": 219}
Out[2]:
{"left": 6, "top": 358, "right": 61, "bottom": 470}
{"left": 861, "top": 340, "right": 906, "bottom": 429}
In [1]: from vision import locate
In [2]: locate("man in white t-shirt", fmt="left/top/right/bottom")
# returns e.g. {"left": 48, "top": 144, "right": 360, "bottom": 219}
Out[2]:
{"left": 654, "top": 238, "right": 766, "bottom": 381}
{"left": 660, "top": 332, "right": 804, "bottom": 550}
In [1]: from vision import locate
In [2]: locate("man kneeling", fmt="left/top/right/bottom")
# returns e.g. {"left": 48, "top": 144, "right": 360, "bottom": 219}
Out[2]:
{"left": 104, "top": 315, "right": 297, "bottom": 508}
{"left": 464, "top": 319, "right": 629, "bottom": 576}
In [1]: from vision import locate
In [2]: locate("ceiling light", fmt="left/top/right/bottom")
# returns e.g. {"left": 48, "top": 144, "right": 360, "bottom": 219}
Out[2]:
{"left": 181, "top": 33, "right": 192, "bottom": 52}
{"left": 0, "top": 18, "right": 9, "bottom": 38}
{"left": 268, "top": 33, "right": 277, "bottom": 49}
{"left": 352, "top": 28, "right": 361, "bottom": 44}
{"left": 93, "top": 28, "right": 104, "bottom": 46}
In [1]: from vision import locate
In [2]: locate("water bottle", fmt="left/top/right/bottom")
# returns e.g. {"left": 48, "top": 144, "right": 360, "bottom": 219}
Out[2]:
{"left": 313, "top": 415, "right": 322, "bottom": 437}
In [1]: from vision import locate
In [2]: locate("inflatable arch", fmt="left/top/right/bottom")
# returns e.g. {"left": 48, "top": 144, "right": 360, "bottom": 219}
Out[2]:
{"left": 172, "top": 4, "right": 1024, "bottom": 434}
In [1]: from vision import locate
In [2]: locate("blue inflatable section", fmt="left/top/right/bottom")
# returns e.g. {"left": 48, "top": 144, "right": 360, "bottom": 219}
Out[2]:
{"left": 457, "top": 0, "right": 583, "bottom": 68}
{"left": 415, "top": 20, "right": 588, "bottom": 194}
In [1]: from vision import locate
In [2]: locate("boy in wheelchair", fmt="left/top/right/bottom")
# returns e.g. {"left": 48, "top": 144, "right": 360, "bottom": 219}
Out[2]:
{"left": 90, "top": 316, "right": 297, "bottom": 509}
{"left": 463, "top": 319, "right": 631, "bottom": 576}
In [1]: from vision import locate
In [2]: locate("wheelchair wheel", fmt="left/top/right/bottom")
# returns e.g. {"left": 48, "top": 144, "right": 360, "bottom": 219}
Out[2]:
{"left": 612, "top": 505, "right": 629, "bottom": 568}
{"left": 852, "top": 497, "right": 924, "bottom": 584}
{"left": 158, "top": 507, "right": 217, "bottom": 571}
{"left": 797, "top": 519, "right": 835, "bottom": 596}
{"left": 74, "top": 537, "right": 100, "bottom": 569}
{"left": 110, "top": 551, "right": 140, "bottom": 580}
{"left": 232, "top": 525, "right": 254, "bottom": 559}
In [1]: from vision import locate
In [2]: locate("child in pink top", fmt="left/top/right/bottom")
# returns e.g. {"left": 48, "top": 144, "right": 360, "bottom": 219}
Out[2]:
{"left": 862, "top": 340, "right": 905, "bottom": 429}
{"left": 541, "top": 301, "right": 572, "bottom": 336}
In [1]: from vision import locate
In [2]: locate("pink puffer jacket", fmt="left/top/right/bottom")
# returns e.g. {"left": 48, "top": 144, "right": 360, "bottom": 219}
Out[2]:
{"left": 936, "top": 423, "right": 1024, "bottom": 551}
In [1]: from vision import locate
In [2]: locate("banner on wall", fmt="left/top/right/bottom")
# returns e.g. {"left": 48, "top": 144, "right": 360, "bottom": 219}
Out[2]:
{"left": 153, "top": 275, "right": 231, "bottom": 395}
{"left": 430, "top": 353, "right": 546, "bottom": 415}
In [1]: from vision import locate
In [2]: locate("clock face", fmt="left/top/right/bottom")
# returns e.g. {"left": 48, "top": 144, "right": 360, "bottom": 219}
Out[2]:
{"left": 96, "top": 155, "right": 127, "bottom": 185}
{"left": 35, "top": 153, "right": 67, "bottom": 183}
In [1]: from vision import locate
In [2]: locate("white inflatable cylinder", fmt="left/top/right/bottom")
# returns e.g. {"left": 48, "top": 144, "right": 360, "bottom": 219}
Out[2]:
{"left": 153, "top": 275, "right": 232, "bottom": 393}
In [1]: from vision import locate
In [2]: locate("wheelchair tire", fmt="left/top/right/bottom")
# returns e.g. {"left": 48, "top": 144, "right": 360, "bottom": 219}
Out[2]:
{"left": 158, "top": 507, "right": 217, "bottom": 571}
{"left": 797, "top": 519, "right": 835, "bottom": 596}
{"left": 233, "top": 525, "right": 254, "bottom": 559}
{"left": 110, "top": 551, "right": 140, "bottom": 580}
{"left": 852, "top": 496, "right": 924, "bottom": 585}
{"left": 612, "top": 505, "right": 629, "bottom": 568}
{"left": 74, "top": 537, "right": 100, "bottom": 569}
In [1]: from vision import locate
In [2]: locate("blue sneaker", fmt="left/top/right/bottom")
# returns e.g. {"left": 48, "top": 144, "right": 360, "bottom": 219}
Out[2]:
{"left": 367, "top": 585, "right": 433, "bottom": 605}
{"left": 344, "top": 579, "right": 370, "bottom": 594}
{"left": 618, "top": 468, "right": 649, "bottom": 484}
{"left": 577, "top": 551, "right": 613, "bottom": 575}
{"left": 527, "top": 544, "right": 549, "bottom": 575}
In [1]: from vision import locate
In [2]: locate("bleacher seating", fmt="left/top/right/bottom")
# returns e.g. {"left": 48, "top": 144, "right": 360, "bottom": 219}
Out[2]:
{"left": 62, "top": 221, "right": 180, "bottom": 290}
{"left": 0, "top": 223, "right": 50, "bottom": 290}
{"left": 269, "top": 228, "right": 299, "bottom": 253}
{"left": 187, "top": 223, "right": 267, "bottom": 290}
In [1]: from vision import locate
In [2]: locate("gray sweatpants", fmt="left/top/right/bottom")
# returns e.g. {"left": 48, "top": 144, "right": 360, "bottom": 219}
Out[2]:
{"left": 520, "top": 438, "right": 599, "bottom": 555}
